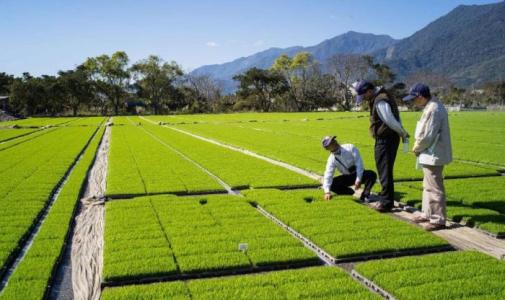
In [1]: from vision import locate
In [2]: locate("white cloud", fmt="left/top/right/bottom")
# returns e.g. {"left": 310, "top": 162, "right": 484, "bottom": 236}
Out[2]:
{"left": 206, "top": 41, "right": 219, "bottom": 48}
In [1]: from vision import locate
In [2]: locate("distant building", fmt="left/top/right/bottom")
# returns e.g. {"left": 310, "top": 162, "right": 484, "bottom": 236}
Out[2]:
{"left": 125, "top": 100, "right": 146, "bottom": 114}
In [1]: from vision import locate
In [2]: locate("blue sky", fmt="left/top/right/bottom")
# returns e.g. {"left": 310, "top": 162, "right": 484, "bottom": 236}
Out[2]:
{"left": 0, "top": 0, "right": 501, "bottom": 76}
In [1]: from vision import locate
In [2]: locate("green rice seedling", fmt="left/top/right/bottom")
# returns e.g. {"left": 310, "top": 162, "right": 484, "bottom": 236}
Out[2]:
{"left": 0, "top": 126, "right": 98, "bottom": 272}
{"left": 355, "top": 251, "right": 505, "bottom": 300}
{"left": 102, "top": 266, "right": 379, "bottom": 300}
{"left": 243, "top": 189, "right": 449, "bottom": 260}
{"left": 103, "top": 194, "right": 318, "bottom": 281}
{"left": 106, "top": 124, "right": 224, "bottom": 196}
{"left": 0, "top": 126, "right": 105, "bottom": 300}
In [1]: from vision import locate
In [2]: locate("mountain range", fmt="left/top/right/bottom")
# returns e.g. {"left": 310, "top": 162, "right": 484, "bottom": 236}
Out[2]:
{"left": 191, "top": 1, "right": 505, "bottom": 91}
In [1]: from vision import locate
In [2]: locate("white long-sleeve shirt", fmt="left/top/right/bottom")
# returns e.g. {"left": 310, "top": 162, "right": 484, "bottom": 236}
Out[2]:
{"left": 376, "top": 100, "right": 408, "bottom": 137}
{"left": 323, "top": 144, "right": 364, "bottom": 193}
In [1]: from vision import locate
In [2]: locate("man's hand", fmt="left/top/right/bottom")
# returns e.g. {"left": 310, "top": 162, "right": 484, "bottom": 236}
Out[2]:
{"left": 324, "top": 193, "right": 332, "bottom": 201}
{"left": 354, "top": 181, "right": 361, "bottom": 190}
{"left": 402, "top": 132, "right": 410, "bottom": 140}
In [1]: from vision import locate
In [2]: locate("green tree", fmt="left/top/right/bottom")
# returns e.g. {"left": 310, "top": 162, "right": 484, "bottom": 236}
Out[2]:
{"left": 271, "top": 52, "right": 315, "bottom": 111}
{"left": 0, "top": 72, "right": 14, "bottom": 96}
{"left": 130, "top": 55, "right": 183, "bottom": 114}
{"left": 9, "top": 73, "right": 64, "bottom": 116}
{"left": 233, "top": 67, "right": 288, "bottom": 112}
{"left": 84, "top": 51, "right": 130, "bottom": 115}
{"left": 57, "top": 65, "right": 94, "bottom": 116}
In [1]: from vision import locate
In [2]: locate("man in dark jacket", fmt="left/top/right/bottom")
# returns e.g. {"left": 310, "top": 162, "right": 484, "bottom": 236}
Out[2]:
{"left": 352, "top": 80, "right": 409, "bottom": 212}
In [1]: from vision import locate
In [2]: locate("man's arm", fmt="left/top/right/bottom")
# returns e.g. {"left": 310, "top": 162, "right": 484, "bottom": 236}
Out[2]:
{"left": 376, "top": 101, "right": 408, "bottom": 138}
{"left": 322, "top": 154, "right": 337, "bottom": 194}
{"left": 413, "top": 107, "right": 441, "bottom": 153}
{"left": 351, "top": 146, "right": 364, "bottom": 185}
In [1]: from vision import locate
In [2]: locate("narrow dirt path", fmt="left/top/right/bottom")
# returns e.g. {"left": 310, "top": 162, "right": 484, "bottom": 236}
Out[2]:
{"left": 50, "top": 123, "right": 111, "bottom": 300}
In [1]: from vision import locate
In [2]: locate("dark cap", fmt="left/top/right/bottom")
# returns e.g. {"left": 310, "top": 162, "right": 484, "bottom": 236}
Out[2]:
{"left": 403, "top": 83, "right": 431, "bottom": 102}
{"left": 321, "top": 136, "right": 336, "bottom": 148}
{"left": 351, "top": 80, "right": 375, "bottom": 105}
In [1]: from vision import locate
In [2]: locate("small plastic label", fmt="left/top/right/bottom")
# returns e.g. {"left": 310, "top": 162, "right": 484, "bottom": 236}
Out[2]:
{"left": 238, "top": 243, "right": 248, "bottom": 251}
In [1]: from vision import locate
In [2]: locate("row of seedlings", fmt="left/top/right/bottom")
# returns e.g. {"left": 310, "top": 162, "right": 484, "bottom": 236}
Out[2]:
{"left": 242, "top": 189, "right": 451, "bottom": 261}
{"left": 106, "top": 123, "right": 225, "bottom": 197}
{"left": 353, "top": 251, "right": 505, "bottom": 300}
{"left": 0, "top": 128, "right": 39, "bottom": 143}
{"left": 0, "top": 117, "right": 80, "bottom": 128}
{"left": 0, "top": 126, "right": 99, "bottom": 275}
{"left": 102, "top": 266, "right": 379, "bottom": 299}
{"left": 138, "top": 119, "right": 319, "bottom": 189}
{"left": 0, "top": 127, "right": 60, "bottom": 151}
{"left": 147, "top": 111, "right": 369, "bottom": 125}
{"left": 0, "top": 126, "right": 105, "bottom": 299}
{"left": 103, "top": 194, "right": 320, "bottom": 285}
{"left": 165, "top": 116, "right": 499, "bottom": 181}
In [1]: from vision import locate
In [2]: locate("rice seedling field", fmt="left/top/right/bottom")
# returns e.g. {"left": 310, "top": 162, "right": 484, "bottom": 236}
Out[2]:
{"left": 0, "top": 112, "right": 504, "bottom": 299}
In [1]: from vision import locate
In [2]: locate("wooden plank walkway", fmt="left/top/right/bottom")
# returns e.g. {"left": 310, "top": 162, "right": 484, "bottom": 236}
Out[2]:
{"left": 391, "top": 209, "right": 505, "bottom": 260}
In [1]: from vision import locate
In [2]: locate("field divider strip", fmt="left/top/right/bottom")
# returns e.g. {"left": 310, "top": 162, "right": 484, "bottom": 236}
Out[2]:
{"left": 140, "top": 116, "right": 323, "bottom": 182}
{"left": 351, "top": 270, "right": 396, "bottom": 300}
{"left": 454, "top": 158, "right": 505, "bottom": 170}
{"left": 131, "top": 117, "right": 237, "bottom": 195}
{"left": 0, "top": 124, "right": 102, "bottom": 293}
{"left": 255, "top": 203, "right": 454, "bottom": 263}
{"left": 254, "top": 204, "right": 336, "bottom": 265}
{"left": 253, "top": 203, "right": 415, "bottom": 300}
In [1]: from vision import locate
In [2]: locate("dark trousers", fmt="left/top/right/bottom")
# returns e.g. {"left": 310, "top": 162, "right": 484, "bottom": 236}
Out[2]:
{"left": 374, "top": 135, "right": 400, "bottom": 207}
{"left": 330, "top": 170, "right": 377, "bottom": 198}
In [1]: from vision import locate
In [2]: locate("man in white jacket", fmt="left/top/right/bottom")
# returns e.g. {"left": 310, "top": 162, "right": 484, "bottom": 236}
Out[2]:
{"left": 321, "top": 136, "right": 377, "bottom": 202}
{"left": 403, "top": 83, "right": 452, "bottom": 231}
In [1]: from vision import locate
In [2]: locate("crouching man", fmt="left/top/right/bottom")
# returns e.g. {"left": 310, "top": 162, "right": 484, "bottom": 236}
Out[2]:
{"left": 321, "top": 136, "right": 377, "bottom": 202}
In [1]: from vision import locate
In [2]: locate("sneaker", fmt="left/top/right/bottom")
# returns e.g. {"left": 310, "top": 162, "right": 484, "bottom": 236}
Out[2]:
{"left": 370, "top": 201, "right": 393, "bottom": 212}
{"left": 421, "top": 223, "right": 446, "bottom": 231}
{"left": 360, "top": 193, "right": 379, "bottom": 203}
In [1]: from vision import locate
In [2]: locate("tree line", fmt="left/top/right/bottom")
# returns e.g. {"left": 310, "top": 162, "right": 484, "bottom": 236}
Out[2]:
{"left": 1, "top": 51, "right": 504, "bottom": 117}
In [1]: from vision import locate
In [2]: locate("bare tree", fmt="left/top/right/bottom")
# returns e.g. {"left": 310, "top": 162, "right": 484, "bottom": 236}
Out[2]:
{"left": 327, "top": 54, "right": 373, "bottom": 110}
{"left": 405, "top": 72, "right": 453, "bottom": 95}
{"left": 185, "top": 74, "right": 223, "bottom": 111}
